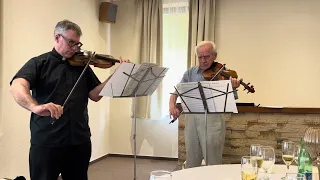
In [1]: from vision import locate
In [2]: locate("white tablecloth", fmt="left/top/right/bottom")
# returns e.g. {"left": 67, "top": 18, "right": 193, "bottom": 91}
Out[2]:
{"left": 172, "top": 164, "right": 319, "bottom": 180}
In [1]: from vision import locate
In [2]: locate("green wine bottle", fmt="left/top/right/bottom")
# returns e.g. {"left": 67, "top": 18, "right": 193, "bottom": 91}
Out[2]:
{"left": 298, "top": 138, "right": 313, "bottom": 180}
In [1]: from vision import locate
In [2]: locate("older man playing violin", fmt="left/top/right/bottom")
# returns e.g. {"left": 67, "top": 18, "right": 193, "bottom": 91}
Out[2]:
{"left": 169, "top": 41, "right": 241, "bottom": 168}
{"left": 9, "top": 19, "right": 128, "bottom": 180}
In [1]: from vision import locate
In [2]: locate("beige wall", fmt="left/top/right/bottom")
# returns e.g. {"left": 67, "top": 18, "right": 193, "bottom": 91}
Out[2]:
{"left": 0, "top": 0, "right": 3, "bottom": 140}
{"left": 0, "top": 0, "right": 111, "bottom": 178}
{"left": 215, "top": 0, "right": 320, "bottom": 108}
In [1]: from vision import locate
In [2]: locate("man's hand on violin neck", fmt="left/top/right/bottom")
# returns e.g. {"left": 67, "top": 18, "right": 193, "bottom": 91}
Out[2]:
{"left": 113, "top": 56, "right": 130, "bottom": 72}
{"left": 30, "top": 103, "right": 63, "bottom": 119}
{"left": 230, "top": 77, "right": 241, "bottom": 89}
{"left": 119, "top": 56, "right": 130, "bottom": 63}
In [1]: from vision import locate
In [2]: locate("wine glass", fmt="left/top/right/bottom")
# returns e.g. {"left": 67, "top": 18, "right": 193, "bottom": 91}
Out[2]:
{"left": 149, "top": 170, "right": 172, "bottom": 180}
{"left": 251, "top": 144, "right": 263, "bottom": 170}
{"left": 251, "top": 144, "right": 261, "bottom": 157}
{"left": 282, "top": 140, "right": 295, "bottom": 170}
{"left": 241, "top": 156, "right": 258, "bottom": 180}
{"left": 258, "top": 146, "right": 275, "bottom": 179}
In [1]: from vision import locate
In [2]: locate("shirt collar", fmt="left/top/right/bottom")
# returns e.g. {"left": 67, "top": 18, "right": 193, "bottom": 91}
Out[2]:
{"left": 51, "top": 47, "right": 66, "bottom": 61}
{"left": 196, "top": 66, "right": 202, "bottom": 74}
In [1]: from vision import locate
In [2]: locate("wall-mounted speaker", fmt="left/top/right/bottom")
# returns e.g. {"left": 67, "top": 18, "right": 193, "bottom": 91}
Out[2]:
{"left": 99, "top": 2, "right": 118, "bottom": 23}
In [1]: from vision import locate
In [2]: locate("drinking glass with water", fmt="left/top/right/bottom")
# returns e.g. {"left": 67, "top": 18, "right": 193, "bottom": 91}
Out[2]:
{"left": 284, "top": 173, "right": 306, "bottom": 180}
{"left": 241, "top": 156, "right": 258, "bottom": 180}
{"left": 149, "top": 170, "right": 172, "bottom": 180}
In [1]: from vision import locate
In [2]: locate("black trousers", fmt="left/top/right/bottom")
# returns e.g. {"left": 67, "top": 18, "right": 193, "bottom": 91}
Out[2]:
{"left": 29, "top": 142, "right": 92, "bottom": 180}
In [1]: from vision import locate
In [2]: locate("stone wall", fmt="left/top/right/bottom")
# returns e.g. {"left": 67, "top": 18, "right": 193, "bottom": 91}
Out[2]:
{"left": 177, "top": 112, "right": 320, "bottom": 169}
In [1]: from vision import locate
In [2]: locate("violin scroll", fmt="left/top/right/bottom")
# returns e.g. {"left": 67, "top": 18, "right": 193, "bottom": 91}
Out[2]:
{"left": 242, "top": 82, "right": 255, "bottom": 94}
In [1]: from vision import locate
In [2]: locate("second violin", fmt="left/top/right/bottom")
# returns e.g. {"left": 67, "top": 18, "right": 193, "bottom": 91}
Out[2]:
{"left": 202, "top": 62, "right": 255, "bottom": 94}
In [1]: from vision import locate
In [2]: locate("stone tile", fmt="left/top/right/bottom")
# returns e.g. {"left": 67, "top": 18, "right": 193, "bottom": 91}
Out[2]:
{"left": 258, "top": 114, "right": 290, "bottom": 124}
{"left": 275, "top": 124, "right": 309, "bottom": 133}
{"left": 227, "top": 113, "right": 259, "bottom": 124}
{"left": 287, "top": 114, "right": 317, "bottom": 125}
{"left": 228, "top": 139, "right": 248, "bottom": 147}
{"left": 223, "top": 146, "right": 250, "bottom": 156}
{"left": 226, "top": 130, "right": 246, "bottom": 139}
{"left": 178, "top": 112, "right": 320, "bottom": 167}
{"left": 246, "top": 123, "right": 277, "bottom": 132}
{"left": 244, "top": 131, "right": 260, "bottom": 138}
{"left": 226, "top": 122, "right": 247, "bottom": 131}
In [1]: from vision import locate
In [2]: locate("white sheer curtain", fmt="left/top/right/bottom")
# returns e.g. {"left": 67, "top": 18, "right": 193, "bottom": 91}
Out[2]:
{"left": 163, "top": 0, "right": 189, "bottom": 14}
{"left": 132, "top": 0, "right": 163, "bottom": 119}
{"left": 187, "top": 0, "right": 216, "bottom": 68}
{"left": 157, "top": 0, "right": 189, "bottom": 119}
{"left": 131, "top": 0, "right": 190, "bottom": 120}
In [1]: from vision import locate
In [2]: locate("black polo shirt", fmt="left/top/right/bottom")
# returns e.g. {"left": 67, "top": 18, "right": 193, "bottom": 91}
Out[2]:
{"left": 10, "top": 48, "right": 101, "bottom": 147}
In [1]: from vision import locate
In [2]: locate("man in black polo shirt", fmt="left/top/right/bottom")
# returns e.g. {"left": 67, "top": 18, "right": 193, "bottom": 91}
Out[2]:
{"left": 9, "top": 19, "right": 127, "bottom": 180}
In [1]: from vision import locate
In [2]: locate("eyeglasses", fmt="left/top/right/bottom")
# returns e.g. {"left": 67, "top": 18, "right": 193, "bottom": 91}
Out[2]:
{"left": 59, "top": 34, "right": 83, "bottom": 48}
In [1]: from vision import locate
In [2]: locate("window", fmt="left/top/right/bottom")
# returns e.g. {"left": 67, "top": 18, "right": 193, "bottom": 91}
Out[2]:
{"left": 150, "top": 0, "right": 189, "bottom": 120}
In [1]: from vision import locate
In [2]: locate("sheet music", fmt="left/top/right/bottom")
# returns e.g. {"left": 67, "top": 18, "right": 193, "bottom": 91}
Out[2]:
{"left": 176, "top": 80, "right": 238, "bottom": 113}
{"left": 175, "top": 82, "right": 213, "bottom": 112}
{"left": 99, "top": 62, "right": 168, "bottom": 97}
{"left": 139, "top": 64, "right": 168, "bottom": 95}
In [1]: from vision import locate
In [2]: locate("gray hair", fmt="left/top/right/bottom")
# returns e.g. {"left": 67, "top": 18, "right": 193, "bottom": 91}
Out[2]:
{"left": 195, "top": 41, "right": 217, "bottom": 55}
{"left": 54, "top": 19, "right": 82, "bottom": 37}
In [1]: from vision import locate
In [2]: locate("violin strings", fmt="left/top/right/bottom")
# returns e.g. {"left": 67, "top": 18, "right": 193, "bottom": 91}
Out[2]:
{"left": 210, "top": 64, "right": 225, "bottom": 81}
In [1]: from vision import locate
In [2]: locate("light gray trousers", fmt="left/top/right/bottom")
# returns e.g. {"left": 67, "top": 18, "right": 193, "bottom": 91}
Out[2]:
{"left": 184, "top": 114, "right": 225, "bottom": 168}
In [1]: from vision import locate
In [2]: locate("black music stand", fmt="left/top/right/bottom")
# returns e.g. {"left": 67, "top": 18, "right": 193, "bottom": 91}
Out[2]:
{"left": 99, "top": 62, "right": 168, "bottom": 180}
{"left": 174, "top": 80, "right": 238, "bottom": 166}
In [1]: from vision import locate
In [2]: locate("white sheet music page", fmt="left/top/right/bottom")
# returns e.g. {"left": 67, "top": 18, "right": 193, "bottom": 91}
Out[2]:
{"left": 120, "top": 63, "right": 150, "bottom": 96}
{"left": 176, "top": 80, "right": 238, "bottom": 113}
{"left": 121, "top": 63, "right": 168, "bottom": 96}
{"left": 176, "top": 82, "right": 206, "bottom": 112}
{"left": 99, "top": 62, "right": 168, "bottom": 97}
{"left": 99, "top": 62, "right": 140, "bottom": 97}
{"left": 139, "top": 63, "right": 168, "bottom": 96}
{"left": 206, "top": 80, "right": 238, "bottom": 113}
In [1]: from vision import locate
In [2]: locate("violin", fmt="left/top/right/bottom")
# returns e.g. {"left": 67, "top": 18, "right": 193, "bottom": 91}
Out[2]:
{"left": 202, "top": 62, "right": 255, "bottom": 93}
{"left": 67, "top": 50, "right": 120, "bottom": 69}
{"left": 51, "top": 49, "right": 122, "bottom": 125}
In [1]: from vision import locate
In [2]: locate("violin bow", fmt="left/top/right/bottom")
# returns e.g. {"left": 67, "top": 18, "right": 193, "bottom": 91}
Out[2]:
{"left": 210, "top": 63, "right": 226, "bottom": 81}
{"left": 51, "top": 51, "right": 96, "bottom": 125}
{"left": 63, "top": 51, "right": 96, "bottom": 107}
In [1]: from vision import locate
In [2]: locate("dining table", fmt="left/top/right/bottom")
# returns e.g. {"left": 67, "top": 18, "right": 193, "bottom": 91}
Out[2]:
{"left": 171, "top": 164, "right": 319, "bottom": 180}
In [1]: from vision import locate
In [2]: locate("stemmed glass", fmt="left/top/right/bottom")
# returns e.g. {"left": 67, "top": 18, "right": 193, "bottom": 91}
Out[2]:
{"left": 251, "top": 144, "right": 261, "bottom": 157}
{"left": 258, "top": 146, "right": 275, "bottom": 179}
{"left": 149, "top": 170, "right": 172, "bottom": 180}
{"left": 282, "top": 140, "right": 295, "bottom": 171}
{"left": 251, "top": 144, "right": 263, "bottom": 170}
